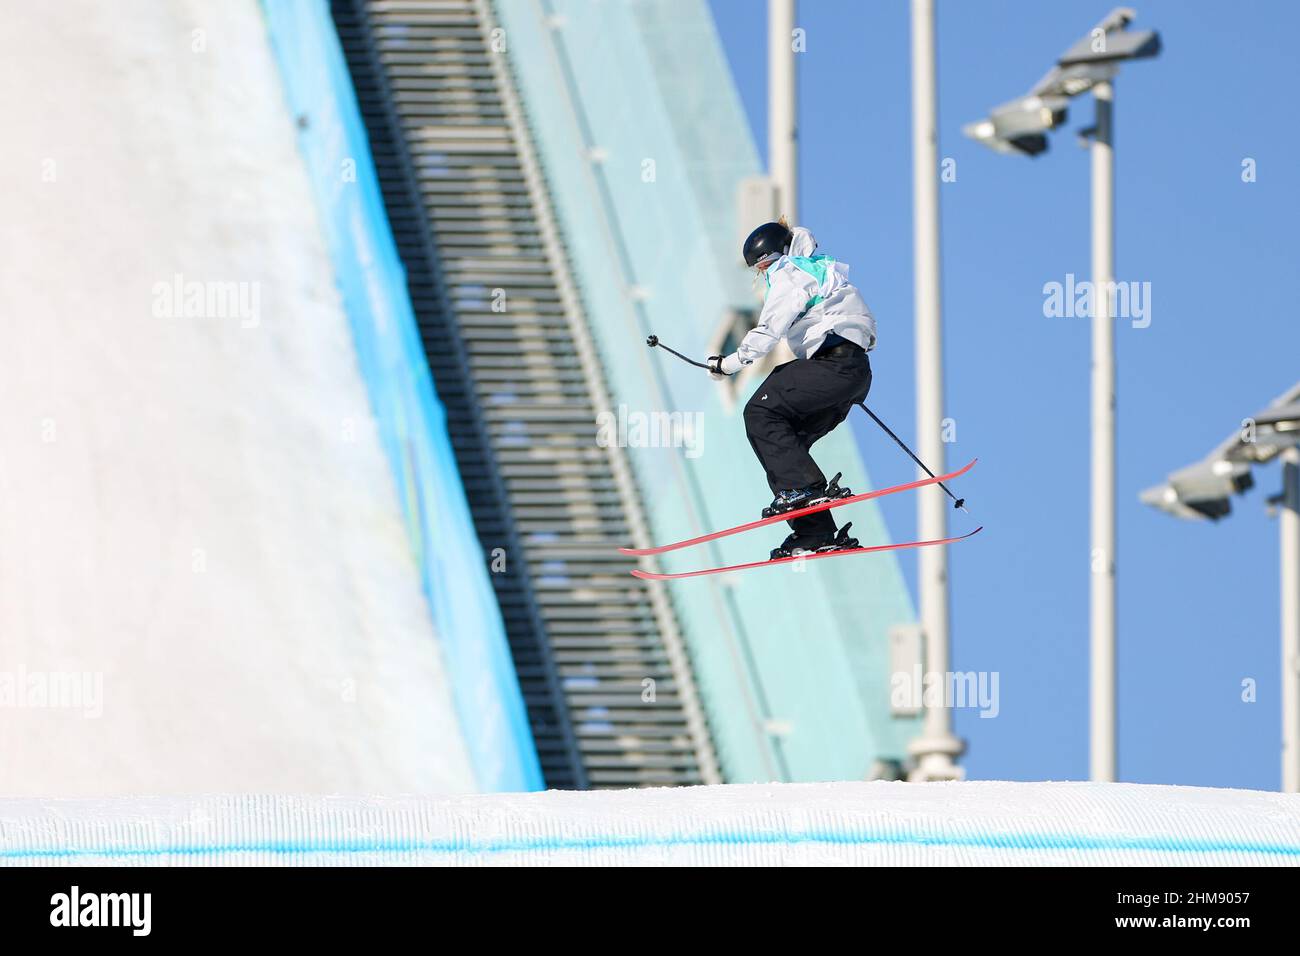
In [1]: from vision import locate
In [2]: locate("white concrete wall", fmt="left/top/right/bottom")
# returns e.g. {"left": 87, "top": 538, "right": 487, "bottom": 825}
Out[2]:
{"left": 0, "top": 0, "right": 476, "bottom": 795}
{"left": 2, "top": 781, "right": 1297, "bottom": 865}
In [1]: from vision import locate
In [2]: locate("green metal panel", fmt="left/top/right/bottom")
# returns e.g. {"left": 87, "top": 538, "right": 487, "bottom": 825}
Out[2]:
{"left": 495, "top": 0, "right": 921, "bottom": 781}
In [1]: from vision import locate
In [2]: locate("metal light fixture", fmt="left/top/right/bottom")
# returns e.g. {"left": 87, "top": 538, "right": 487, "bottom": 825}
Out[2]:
{"left": 963, "top": 7, "right": 1161, "bottom": 783}
{"left": 1141, "top": 383, "right": 1300, "bottom": 792}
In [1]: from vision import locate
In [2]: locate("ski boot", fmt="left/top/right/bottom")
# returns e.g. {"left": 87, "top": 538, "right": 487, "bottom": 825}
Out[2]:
{"left": 760, "top": 472, "right": 854, "bottom": 519}
{"left": 769, "top": 522, "right": 860, "bottom": 560}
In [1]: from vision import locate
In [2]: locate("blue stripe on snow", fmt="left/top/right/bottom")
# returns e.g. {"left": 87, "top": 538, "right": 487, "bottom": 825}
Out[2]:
{"left": 5, "top": 825, "right": 1299, "bottom": 861}
{"left": 258, "top": 0, "right": 542, "bottom": 792}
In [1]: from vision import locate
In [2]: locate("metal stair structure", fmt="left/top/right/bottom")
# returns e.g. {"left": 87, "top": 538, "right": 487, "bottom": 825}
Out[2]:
{"left": 330, "top": 0, "right": 718, "bottom": 788}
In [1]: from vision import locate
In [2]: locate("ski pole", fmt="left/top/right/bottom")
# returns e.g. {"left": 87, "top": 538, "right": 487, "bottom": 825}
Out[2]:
{"left": 646, "top": 336, "right": 968, "bottom": 512}
{"left": 644, "top": 334, "right": 712, "bottom": 370}
{"left": 856, "top": 403, "right": 967, "bottom": 512}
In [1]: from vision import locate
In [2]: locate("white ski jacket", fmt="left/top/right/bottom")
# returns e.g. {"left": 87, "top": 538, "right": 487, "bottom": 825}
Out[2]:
{"left": 720, "top": 226, "right": 876, "bottom": 375}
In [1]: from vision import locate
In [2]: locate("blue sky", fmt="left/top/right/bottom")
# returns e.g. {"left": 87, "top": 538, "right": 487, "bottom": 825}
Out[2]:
{"left": 708, "top": 0, "right": 1300, "bottom": 788}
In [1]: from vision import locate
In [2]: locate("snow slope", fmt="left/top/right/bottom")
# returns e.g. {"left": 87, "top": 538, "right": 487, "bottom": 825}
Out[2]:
{"left": 0, "top": 0, "right": 475, "bottom": 794}
{"left": 2, "top": 781, "right": 1298, "bottom": 865}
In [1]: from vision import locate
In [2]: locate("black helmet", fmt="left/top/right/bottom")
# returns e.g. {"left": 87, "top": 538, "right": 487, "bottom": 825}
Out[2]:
{"left": 742, "top": 221, "right": 792, "bottom": 268}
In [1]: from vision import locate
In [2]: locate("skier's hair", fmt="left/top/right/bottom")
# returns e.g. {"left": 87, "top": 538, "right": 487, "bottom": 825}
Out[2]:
{"left": 776, "top": 215, "right": 791, "bottom": 230}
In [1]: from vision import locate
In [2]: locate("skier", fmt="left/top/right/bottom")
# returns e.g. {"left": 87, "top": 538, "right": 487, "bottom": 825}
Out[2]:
{"left": 707, "top": 218, "right": 878, "bottom": 559}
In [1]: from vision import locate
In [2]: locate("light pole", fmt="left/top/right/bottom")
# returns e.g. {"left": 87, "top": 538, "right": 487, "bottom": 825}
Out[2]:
{"left": 768, "top": 0, "right": 798, "bottom": 222}
{"left": 907, "top": 0, "right": 963, "bottom": 782}
{"left": 1283, "top": 447, "right": 1300, "bottom": 792}
{"left": 1140, "top": 383, "right": 1300, "bottom": 792}
{"left": 963, "top": 8, "right": 1160, "bottom": 782}
{"left": 1089, "top": 78, "right": 1117, "bottom": 781}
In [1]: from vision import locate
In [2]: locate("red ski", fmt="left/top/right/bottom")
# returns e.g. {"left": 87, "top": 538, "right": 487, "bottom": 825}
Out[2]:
{"left": 630, "top": 527, "right": 983, "bottom": 580}
{"left": 619, "top": 458, "right": 976, "bottom": 557}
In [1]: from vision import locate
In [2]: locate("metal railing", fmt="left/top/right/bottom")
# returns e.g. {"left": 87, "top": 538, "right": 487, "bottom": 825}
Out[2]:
{"left": 331, "top": 0, "right": 718, "bottom": 787}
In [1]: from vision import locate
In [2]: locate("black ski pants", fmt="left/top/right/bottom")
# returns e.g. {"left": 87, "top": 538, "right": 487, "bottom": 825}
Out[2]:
{"left": 743, "top": 343, "right": 872, "bottom": 536}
